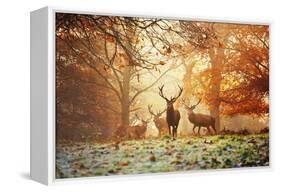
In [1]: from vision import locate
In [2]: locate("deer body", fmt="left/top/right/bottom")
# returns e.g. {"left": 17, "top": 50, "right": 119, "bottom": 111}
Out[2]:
{"left": 155, "top": 118, "right": 168, "bottom": 136}
{"left": 166, "top": 106, "right": 181, "bottom": 137}
{"left": 187, "top": 111, "right": 215, "bottom": 135}
{"left": 127, "top": 115, "right": 149, "bottom": 139}
{"left": 148, "top": 105, "right": 168, "bottom": 137}
{"left": 127, "top": 125, "right": 147, "bottom": 139}
{"left": 158, "top": 85, "right": 183, "bottom": 139}
{"left": 183, "top": 99, "right": 216, "bottom": 135}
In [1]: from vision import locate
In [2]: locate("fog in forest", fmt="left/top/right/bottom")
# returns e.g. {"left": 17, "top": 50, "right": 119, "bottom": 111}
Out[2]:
{"left": 55, "top": 13, "right": 269, "bottom": 141}
{"left": 55, "top": 13, "right": 269, "bottom": 179}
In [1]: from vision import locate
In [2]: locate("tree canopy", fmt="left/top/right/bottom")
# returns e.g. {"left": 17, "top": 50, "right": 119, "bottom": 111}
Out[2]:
{"left": 56, "top": 13, "right": 269, "bottom": 140}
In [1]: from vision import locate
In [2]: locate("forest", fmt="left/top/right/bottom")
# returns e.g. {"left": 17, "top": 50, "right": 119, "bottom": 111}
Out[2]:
{"left": 55, "top": 13, "right": 269, "bottom": 178}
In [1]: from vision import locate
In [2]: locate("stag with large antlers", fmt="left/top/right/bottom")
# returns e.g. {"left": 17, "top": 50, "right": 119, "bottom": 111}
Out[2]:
{"left": 158, "top": 85, "right": 183, "bottom": 139}
{"left": 182, "top": 98, "right": 216, "bottom": 135}
{"left": 148, "top": 105, "right": 168, "bottom": 137}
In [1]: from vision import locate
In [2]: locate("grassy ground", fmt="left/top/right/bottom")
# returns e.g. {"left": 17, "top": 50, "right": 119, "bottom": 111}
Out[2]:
{"left": 56, "top": 134, "right": 269, "bottom": 178}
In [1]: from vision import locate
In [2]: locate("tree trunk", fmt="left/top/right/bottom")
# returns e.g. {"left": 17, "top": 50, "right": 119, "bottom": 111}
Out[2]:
{"left": 121, "top": 65, "right": 131, "bottom": 127}
{"left": 210, "top": 105, "right": 220, "bottom": 133}
{"left": 183, "top": 62, "right": 195, "bottom": 100}
{"left": 209, "top": 48, "right": 224, "bottom": 133}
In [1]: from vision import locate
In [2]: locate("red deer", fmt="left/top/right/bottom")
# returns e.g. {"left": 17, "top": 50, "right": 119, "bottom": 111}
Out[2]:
{"left": 182, "top": 99, "right": 216, "bottom": 135}
{"left": 127, "top": 115, "right": 149, "bottom": 140}
{"left": 147, "top": 105, "right": 168, "bottom": 137}
{"left": 158, "top": 85, "right": 183, "bottom": 139}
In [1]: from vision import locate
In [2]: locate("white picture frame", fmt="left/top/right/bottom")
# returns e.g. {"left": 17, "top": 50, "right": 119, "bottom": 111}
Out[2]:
{"left": 30, "top": 6, "right": 270, "bottom": 185}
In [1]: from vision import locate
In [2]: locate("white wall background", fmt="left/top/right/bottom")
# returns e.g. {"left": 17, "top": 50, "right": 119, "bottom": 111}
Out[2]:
{"left": 0, "top": 0, "right": 280, "bottom": 191}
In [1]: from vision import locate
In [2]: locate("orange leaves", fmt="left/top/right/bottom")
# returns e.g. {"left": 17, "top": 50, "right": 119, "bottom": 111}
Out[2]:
{"left": 149, "top": 152, "right": 156, "bottom": 162}
{"left": 118, "top": 64, "right": 125, "bottom": 69}
{"left": 218, "top": 42, "right": 224, "bottom": 48}
{"left": 117, "top": 162, "right": 129, "bottom": 167}
{"left": 166, "top": 47, "right": 172, "bottom": 54}
{"left": 105, "top": 34, "right": 115, "bottom": 43}
{"left": 218, "top": 25, "right": 269, "bottom": 116}
{"left": 161, "top": 47, "right": 172, "bottom": 56}
{"left": 95, "top": 44, "right": 102, "bottom": 50}
{"left": 118, "top": 53, "right": 128, "bottom": 60}
{"left": 79, "top": 16, "right": 91, "bottom": 28}
{"left": 103, "top": 65, "right": 109, "bottom": 72}
{"left": 78, "top": 52, "right": 88, "bottom": 58}
{"left": 94, "top": 31, "right": 104, "bottom": 39}
{"left": 133, "top": 37, "right": 140, "bottom": 44}
{"left": 221, "top": 97, "right": 269, "bottom": 117}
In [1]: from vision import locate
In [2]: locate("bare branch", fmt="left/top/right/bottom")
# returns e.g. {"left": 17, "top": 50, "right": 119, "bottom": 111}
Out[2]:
{"left": 130, "top": 63, "right": 184, "bottom": 104}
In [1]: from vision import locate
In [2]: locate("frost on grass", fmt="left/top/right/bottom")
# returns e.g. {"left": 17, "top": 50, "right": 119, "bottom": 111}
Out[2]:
{"left": 56, "top": 134, "right": 269, "bottom": 178}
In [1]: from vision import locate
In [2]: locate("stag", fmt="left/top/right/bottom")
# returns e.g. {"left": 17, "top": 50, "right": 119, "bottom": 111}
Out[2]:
{"left": 127, "top": 114, "right": 149, "bottom": 139}
{"left": 147, "top": 105, "right": 168, "bottom": 137}
{"left": 158, "top": 85, "right": 183, "bottom": 139}
{"left": 182, "top": 99, "right": 216, "bottom": 135}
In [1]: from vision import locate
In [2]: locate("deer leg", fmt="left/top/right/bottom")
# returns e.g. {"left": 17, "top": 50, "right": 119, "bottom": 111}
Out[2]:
{"left": 172, "top": 126, "right": 175, "bottom": 139}
{"left": 198, "top": 126, "right": 201, "bottom": 135}
{"left": 193, "top": 125, "right": 197, "bottom": 135}
{"left": 171, "top": 125, "right": 176, "bottom": 140}
{"left": 173, "top": 126, "right": 177, "bottom": 139}
{"left": 206, "top": 126, "right": 212, "bottom": 135}
{"left": 211, "top": 125, "right": 216, "bottom": 134}
{"left": 168, "top": 125, "right": 171, "bottom": 136}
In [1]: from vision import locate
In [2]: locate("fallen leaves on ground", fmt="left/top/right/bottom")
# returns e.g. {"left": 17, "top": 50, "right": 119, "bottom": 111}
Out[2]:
{"left": 56, "top": 133, "right": 269, "bottom": 178}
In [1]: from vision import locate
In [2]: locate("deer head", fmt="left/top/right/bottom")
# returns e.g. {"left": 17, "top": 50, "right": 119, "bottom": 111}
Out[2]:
{"left": 148, "top": 105, "right": 166, "bottom": 121}
{"left": 158, "top": 85, "right": 183, "bottom": 110}
{"left": 182, "top": 98, "right": 201, "bottom": 115}
{"left": 135, "top": 114, "right": 150, "bottom": 127}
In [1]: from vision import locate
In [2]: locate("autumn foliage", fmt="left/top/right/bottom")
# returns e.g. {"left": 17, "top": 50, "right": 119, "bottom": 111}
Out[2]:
{"left": 55, "top": 13, "right": 269, "bottom": 141}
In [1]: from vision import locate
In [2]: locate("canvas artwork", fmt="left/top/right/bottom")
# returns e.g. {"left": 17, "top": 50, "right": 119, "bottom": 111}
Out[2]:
{"left": 55, "top": 12, "right": 269, "bottom": 179}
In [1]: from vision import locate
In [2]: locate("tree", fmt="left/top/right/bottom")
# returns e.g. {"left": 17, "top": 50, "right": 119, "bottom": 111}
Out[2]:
{"left": 176, "top": 22, "right": 269, "bottom": 131}
{"left": 56, "top": 38, "right": 120, "bottom": 140}
{"left": 220, "top": 25, "right": 269, "bottom": 116}
{"left": 56, "top": 14, "right": 269, "bottom": 139}
{"left": 176, "top": 21, "right": 225, "bottom": 132}
{"left": 56, "top": 13, "right": 180, "bottom": 137}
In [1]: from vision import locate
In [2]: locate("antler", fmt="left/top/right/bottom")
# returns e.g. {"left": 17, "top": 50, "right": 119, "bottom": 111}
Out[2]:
{"left": 171, "top": 85, "right": 183, "bottom": 102}
{"left": 148, "top": 105, "right": 156, "bottom": 116}
{"left": 135, "top": 113, "right": 151, "bottom": 124}
{"left": 191, "top": 98, "right": 202, "bottom": 109}
{"left": 158, "top": 108, "right": 166, "bottom": 116}
{"left": 148, "top": 104, "right": 165, "bottom": 117}
{"left": 158, "top": 85, "right": 169, "bottom": 101}
{"left": 181, "top": 98, "right": 189, "bottom": 108}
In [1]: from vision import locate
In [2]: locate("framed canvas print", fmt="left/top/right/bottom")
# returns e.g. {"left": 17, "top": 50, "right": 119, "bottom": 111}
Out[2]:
{"left": 31, "top": 7, "right": 270, "bottom": 185}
